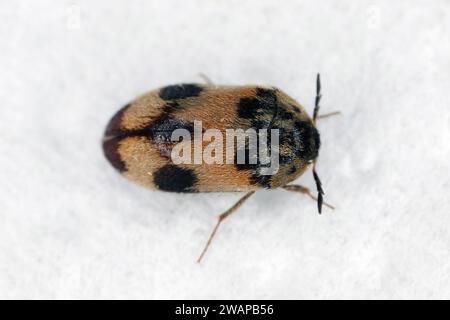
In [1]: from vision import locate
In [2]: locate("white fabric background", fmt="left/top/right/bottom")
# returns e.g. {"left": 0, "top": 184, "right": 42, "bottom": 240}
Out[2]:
{"left": 1, "top": 0, "right": 449, "bottom": 299}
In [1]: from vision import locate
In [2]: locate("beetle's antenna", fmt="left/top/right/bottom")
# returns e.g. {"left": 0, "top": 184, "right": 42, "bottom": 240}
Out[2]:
{"left": 312, "top": 162, "right": 324, "bottom": 214}
{"left": 312, "top": 73, "right": 324, "bottom": 213}
{"left": 313, "top": 73, "right": 321, "bottom": 124}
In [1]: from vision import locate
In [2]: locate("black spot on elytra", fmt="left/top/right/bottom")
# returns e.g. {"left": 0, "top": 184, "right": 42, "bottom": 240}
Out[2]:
{"left": 237, "top": 98, "right": 259, "bottom": 119}
{"left": 105, "top": 114, "right": 194, "bottom": 143}
{"left": 159, "top": 84, "right": 203, "bottom": 100}
{"left": 153, "top": 164, "right": 198, "bottom": 192}
{"left": 237, "top": 87, "right": 277, "bottom": 125}
{"left": 103, "top": 103, "right": 133, "bottom": 172}
{"left": 104, "top": 103, "right": 130, "bottom": 137}
{"left": 149, "top": 117, "right": 195, "bottom": 143}
{"left": 102, "top": 138, "right": 126, "bottom": 172}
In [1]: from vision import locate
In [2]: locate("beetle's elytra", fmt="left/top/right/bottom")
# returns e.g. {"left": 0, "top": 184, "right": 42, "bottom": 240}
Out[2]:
{"left": 103, "top": 84, "right": 320, "bottom": 191}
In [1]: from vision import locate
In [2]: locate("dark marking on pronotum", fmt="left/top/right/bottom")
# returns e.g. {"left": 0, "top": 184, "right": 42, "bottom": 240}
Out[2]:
{"left": 102, "top": 138, "right": 126, "bottom": 172}
{"left": 293, "top": 121, "right": 321, "bottom": 161}
{"left": 159, "top": 84, "right": 203, "bottom": 100}
{"left": 278, "top": 108, "right": 294, "bottom": 121}
{"left": 153, "top": 164, "right": 198, "bottom": 192}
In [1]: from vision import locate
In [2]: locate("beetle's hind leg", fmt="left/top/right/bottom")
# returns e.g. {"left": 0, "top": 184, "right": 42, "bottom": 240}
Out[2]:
{"left": 282, "top": 185, "right": 335, "bottom": 210}
{"left": 197, "top": 191, "right": 255, "bottom": 263}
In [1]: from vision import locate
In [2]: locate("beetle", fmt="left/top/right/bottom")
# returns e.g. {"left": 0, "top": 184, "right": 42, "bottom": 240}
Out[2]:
{"left": 102, "top": 74, "right": 338, "bottom": 262}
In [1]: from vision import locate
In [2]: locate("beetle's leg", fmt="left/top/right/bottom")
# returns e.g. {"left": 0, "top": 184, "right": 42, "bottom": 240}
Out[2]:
{"left": 197, "top": 191, "right": 255, "bottom": 263}
{"left": 282, "top": 184, "right": 335, "bottom": 210}
{"left": 316, "top": 111, "right": 341, "bottom": 120}
{"left": 198, "top": 73, "right": 215, "bottom": 86}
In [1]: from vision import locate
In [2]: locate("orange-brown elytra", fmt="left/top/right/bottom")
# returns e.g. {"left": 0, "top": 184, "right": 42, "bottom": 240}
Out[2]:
{"left": 102, "top": 74, "right": 338, "bottom": 263}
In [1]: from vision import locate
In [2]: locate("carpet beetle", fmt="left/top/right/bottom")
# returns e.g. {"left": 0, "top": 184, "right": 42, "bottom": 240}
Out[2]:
{"left": 102, "top": 74, "right": 338, "bottom": 262}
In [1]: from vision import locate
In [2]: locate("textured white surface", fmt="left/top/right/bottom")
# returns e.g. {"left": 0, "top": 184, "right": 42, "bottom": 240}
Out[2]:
{"left": 1, "top": 0, "right": 449, "bottom": 299}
